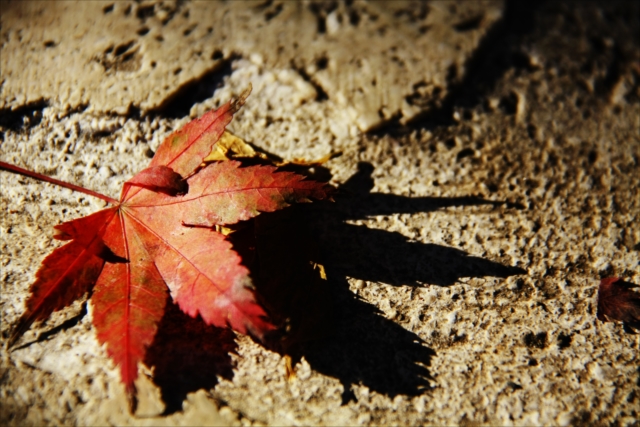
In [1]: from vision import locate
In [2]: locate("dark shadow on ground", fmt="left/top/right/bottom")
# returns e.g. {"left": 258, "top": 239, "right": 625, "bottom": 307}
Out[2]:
{"left": 373, "top": 0, "right": 640, "bottom": 137}
{"left": 241, "top": 161, "right": 525, "bottom": 403}
{"left": 315, "top": 162, "right": 525, "bottom": 288}
{"left": 369, "top": 0, "right": 545, "bottom": 136}
{"left": 149, "top": 53, "right": 240, "bottom": 119}
{"left": 298, "top": 277, "right": 435, "bottom": 403}
{"left": 411, "top": 0, "right": 545, "bottom": 128}
{"left": 8, "top": 302, "right": 88, "bottom": 351}
{"left": 144, "top": 301, "right": 237, "bottom": 415}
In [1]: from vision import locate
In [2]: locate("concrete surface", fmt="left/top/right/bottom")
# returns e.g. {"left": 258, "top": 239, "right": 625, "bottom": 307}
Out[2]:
{"left": 1, "top": 1, "right": 639, "bottom": 425}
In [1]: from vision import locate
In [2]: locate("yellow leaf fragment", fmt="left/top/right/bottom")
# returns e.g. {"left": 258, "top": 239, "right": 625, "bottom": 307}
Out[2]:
{"left": 204, "top": 131, "right": 340, "bottom": 166}
{"left": 214, "top": 224, "right": 234, "bottom": 235}
{"left": 311, "top": 262, "right": 327, "bottom": 280}
{"left": 288, "top": 152, "right": 338, "bottom": 167}
{"left": 204, "top": 131, "right": 268, "bottom": 162}
{"left": 284, "top": 354, "right": 296, "bottom": 381}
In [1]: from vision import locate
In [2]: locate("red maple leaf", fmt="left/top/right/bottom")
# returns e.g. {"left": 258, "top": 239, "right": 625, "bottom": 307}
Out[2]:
{"left": 3, "top": 87, "right": 333, "bottom": 405}
{"left": 597, "top": 277, "right": 640, "bottom": 331}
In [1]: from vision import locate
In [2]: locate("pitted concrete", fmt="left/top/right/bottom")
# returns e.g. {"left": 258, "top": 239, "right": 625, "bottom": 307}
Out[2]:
{"left": 1, "top": 1, "right": 639, "bottom": 426}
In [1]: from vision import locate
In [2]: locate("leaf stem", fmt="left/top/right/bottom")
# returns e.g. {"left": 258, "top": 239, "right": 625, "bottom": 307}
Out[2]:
{"left": 0, "top": 160, "right": 118, "bottom": 204}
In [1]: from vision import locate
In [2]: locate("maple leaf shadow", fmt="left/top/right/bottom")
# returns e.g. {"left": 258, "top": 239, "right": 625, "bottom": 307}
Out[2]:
{"left": 292, "top": 278, "right": 437, "bottom": 403}
{"left": 142, "top": 160, "right": 526, "bottom": 409}
{"left": 256, "top": 161, "right": 525, "bottom": 402}
{"left": 144, "top": 300, "right": 237, "bottom": 415}
{"left": 314, "top": 162, "right": 526, "bottom": 288}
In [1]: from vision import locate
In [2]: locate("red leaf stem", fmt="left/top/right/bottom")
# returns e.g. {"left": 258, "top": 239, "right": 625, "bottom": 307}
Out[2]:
{"left": 0, "top": 160, "right": 118, "bottom": 204}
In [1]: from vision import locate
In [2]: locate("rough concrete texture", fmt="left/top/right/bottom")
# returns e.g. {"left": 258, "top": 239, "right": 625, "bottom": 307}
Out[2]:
{"left": 1, "top": 1, "right": 639, "bottom": 426}
{"left": 0, "top": 0, "right": 500, "bottom": 130}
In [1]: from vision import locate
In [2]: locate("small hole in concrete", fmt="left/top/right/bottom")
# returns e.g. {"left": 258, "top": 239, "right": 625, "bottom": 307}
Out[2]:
{"left": 265, "top": 3, "right": 283, "bottom": 21}
{"left": 457, "top": 148, "right": 475, "bottom": 160}
{"left": 211, "top": 49, "right": 223, "bottom": 60}
{"left": 114, "top": 41, "right": 134, "bottom": 57}
{"left": 316, "top": 56, "right": 328, "bottom": 70}
{"left": 454, "top": 14, "right": 484, "bottom": 32}
{"left": 349, "top": 10, "right": 360, "bottom": 26}
{"left": 136, "top": 4, "right": 155, "bottom": 20}
{"left": 557, "top": 332, "right": 572, "bottom": 349}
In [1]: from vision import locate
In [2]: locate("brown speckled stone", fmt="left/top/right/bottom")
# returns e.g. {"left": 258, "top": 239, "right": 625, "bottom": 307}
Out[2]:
{"left": 1, "top": 1, "right": 639, "bottom": 425}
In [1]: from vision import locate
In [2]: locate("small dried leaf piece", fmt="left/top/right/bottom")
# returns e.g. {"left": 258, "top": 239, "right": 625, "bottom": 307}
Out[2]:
{"left": 203, "top": 131, "right": 340, "bottom": 167}
{"left": 204, "top": 131, "right": 268, "bottom": 162}
{"left": 597, "top": 277, "right": 640, "bottom": 330}
{"left": 288, "top": 152, "right": 340, "bottom": 167}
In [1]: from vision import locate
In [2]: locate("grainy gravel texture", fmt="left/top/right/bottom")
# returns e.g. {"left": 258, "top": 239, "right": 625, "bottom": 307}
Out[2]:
{"left": 1, "top": 1, "right": 639, "bottom": 426}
